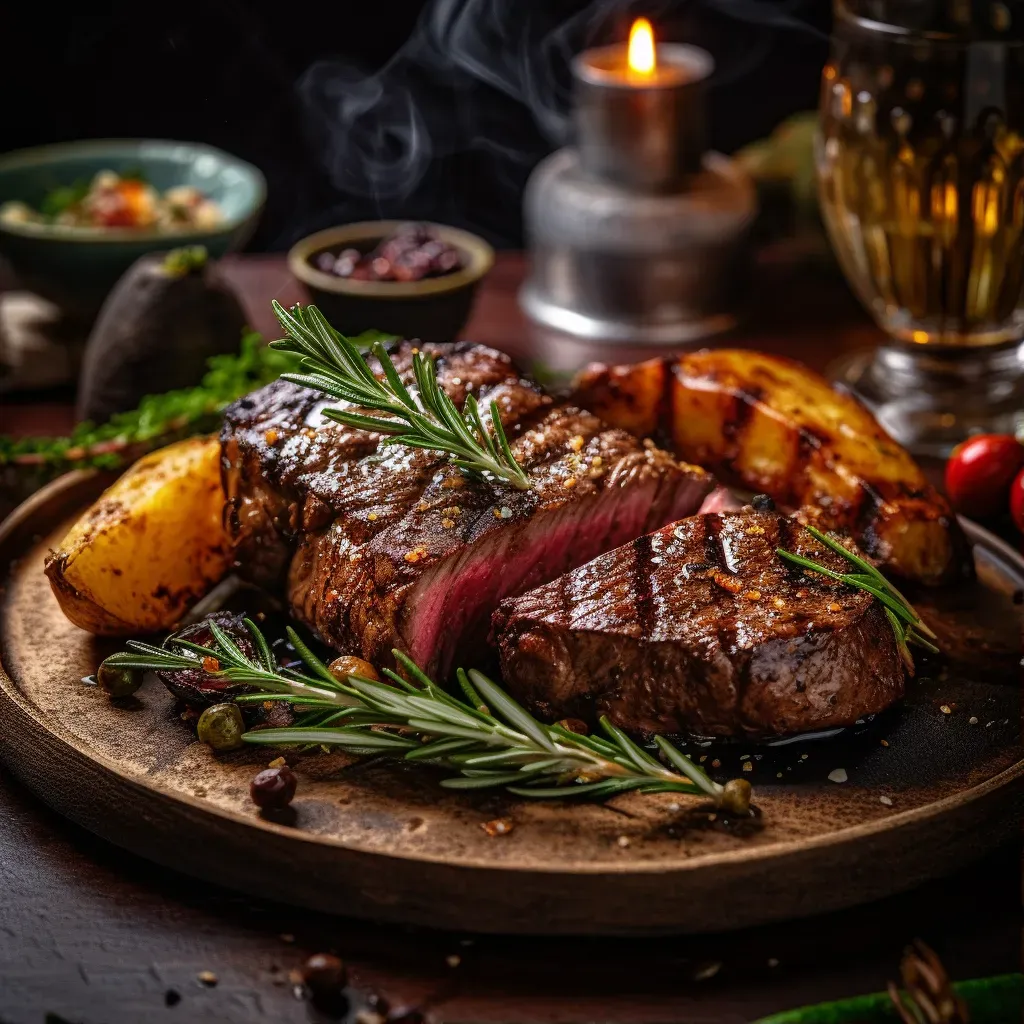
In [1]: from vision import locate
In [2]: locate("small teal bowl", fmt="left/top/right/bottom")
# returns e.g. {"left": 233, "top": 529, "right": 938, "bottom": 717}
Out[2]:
{"left": 0, "top": 139, "right": 266, "bottom": 322}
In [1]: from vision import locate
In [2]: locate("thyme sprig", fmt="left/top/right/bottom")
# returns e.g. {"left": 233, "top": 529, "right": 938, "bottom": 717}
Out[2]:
{"left": 777, "top": 523, "right": 939, "bottom": 672}
{"left": 103, "top": 618, "right": 751, "bottom": 812}
{"left": 269, "top": 301, "right": 532, "bottom": 490}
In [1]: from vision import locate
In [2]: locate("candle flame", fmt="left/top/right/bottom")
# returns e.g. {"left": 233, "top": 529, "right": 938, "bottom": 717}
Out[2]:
{"left": 627, "top": 18, "right": 656, "bottom": 76}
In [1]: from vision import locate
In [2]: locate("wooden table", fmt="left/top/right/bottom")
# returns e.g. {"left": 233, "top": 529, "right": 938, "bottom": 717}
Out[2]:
{"left": 1, "top": 254, "right": 1019, "bottom": 1024}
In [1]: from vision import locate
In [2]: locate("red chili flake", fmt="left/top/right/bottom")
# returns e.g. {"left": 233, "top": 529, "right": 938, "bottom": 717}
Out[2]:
{"left": 264, "top": 429, "right": 279, "bottom": 445}
{"left": 744, "top": 590, "right": 762, "bottom": 601}
{"left": 481, "top": 818, "right": 513, "bottom": 837}
{"left": 202, "top": 656, "right": 220, "bottom": 672}
{"left": 403, "top": 546, "right": 428, "bottom": 564}
{"left": 710, "top": 570, "right": 743, "bottom": 594}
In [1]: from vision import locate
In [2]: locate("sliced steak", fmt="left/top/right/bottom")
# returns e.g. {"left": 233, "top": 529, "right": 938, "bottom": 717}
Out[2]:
{"left": 493, "top": 510, "right": 906, "bottom": 738}
{"left": 222, "top": 342, "right": 712, "bottom": 678}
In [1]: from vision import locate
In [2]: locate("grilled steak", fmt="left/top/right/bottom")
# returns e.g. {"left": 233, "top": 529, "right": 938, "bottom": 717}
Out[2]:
{"left": 222, "top": 342, "right": 711, "bottom": 678}
{"left": 493, "top": 510, "right": 906, "bottom": 738}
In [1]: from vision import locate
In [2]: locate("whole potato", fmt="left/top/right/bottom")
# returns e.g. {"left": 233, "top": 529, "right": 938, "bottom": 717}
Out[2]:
{"left": 44, "top": 436, "right": 229, "bottom": 634}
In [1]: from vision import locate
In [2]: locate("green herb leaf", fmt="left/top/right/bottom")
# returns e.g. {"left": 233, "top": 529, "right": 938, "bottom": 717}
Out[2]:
{"left": 270, "top": 301, "right": 532, "bottom": 490}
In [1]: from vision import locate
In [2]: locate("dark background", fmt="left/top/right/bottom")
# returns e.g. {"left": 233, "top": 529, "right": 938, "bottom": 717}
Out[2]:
{"left": 1, "top": 1, "right": 829, "bottom": 250}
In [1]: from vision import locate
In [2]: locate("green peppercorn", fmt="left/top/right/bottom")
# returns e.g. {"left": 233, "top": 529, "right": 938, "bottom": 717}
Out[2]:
{"left": 720, "top": 778, "right": 753, "bottom": 816}
{"left": 196, "top": 703, "right": 245, "bottom": 751}
{"left": 97, "top": 660, "right": 142, "bottom": 699}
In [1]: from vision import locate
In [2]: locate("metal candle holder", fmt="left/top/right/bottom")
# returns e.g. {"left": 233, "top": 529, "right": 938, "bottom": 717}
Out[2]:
{"left": 520, "top": 41, "right": 756, "bottom": 350}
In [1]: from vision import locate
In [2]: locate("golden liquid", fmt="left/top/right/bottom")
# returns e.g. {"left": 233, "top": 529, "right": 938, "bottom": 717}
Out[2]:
{"left": 818, "top": 44, "right": 1024, "bottom": 347}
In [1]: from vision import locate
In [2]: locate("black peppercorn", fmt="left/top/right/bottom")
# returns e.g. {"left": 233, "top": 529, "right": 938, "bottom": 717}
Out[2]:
{"left": 302, "top": 952, "right": 348, "bottom": 1003}
{"left": 367, "top": 992, "right": 391, "bottom": 1015}
{"left": 751, "top": 493, "right": 776, "bottom": 511}
{"left": 250, "top": 766, "right": 297, "bottom": 810}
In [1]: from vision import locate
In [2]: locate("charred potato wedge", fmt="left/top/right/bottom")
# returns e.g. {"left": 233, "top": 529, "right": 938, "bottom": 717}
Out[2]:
{"left": 45, "top": 437, "right": 230, "bottom": 634}
{"left": 573, "top": 351, "right": 971, "bottom": 586}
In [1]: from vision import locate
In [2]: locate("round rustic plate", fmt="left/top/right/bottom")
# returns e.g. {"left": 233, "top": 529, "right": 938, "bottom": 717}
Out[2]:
{"left": 1, "top": 472, "right": 1021, "bottom": 935}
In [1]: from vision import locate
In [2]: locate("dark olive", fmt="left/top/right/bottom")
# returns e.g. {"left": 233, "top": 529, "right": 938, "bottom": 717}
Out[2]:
{"left": 328, "top": 655, "right": 380, "bottom": 683}
{"left": 302, "top": 952, "right": 348, "bottom": 1002}
{"left": 196, "top": 703, "right": 245, "bottom": 751}
{"left": 250, "top": 766, "right": 297, "bottom": 809}
{"left": 97, "top": 661, "right": 142, "bottom": 698}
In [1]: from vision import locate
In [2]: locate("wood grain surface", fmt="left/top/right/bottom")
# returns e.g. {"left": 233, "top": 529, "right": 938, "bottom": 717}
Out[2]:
{"left": 0, "top": 253, "right": 1021, "bottom": 1024}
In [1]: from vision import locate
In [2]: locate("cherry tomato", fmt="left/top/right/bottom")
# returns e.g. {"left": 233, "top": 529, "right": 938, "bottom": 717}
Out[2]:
{"left": 945, "top": 433, "right": 1024, "bottom": 519}
{"left": 1011, "top": 468, "right": 1024, "bottom": 535}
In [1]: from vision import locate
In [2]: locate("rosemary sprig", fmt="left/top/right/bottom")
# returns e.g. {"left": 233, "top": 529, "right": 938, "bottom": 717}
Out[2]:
{"left": 777, "top": 523, "right": 939, "bottom": 672}
{"left": 268, "top": 300, "right": 532, "bottom": 490}
{"left": 103, "top": 619, "right": 751, "bottom": 813}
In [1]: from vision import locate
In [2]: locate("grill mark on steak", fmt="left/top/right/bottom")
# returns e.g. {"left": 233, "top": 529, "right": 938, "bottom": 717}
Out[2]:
{"left": 493, "top": 510, "right": 906, "bottom": 739}
{"left": 222, "top": 341, "right": 712, "bottom": 679}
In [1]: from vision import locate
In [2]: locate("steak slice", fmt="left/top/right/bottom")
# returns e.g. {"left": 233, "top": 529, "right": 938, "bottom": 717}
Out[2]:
{"left": 222, "top": 342, "right": 712, "bottom": 678}
{"left": 493, "top": 510, "right": 906, "bottom": 738}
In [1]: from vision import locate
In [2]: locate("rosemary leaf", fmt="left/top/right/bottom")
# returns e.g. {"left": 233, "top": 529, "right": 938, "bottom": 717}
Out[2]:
{"left": 270, "top": 300, "right": 532, "bottom": 490}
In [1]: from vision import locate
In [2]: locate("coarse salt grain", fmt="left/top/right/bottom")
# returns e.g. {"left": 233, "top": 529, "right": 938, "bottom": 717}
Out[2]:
{"left": 969, "top": 716, "right": 979, "bottom": 725}
{"left": 693, "top": 962, "right": 722, "bottom": 981}
{"left": 742, "top": 762, "right": 753, "bottom": 772}
{"left": 940, "top": 705, "right": 951, "bottom": 714}
{"left": 616, "top": 835, "right": 630, "bottom": 848}
{"left": 768, "top": 958, "right": 779, "bottom": 968}
{"left": 446, "top": 955, "right": 461, "bottom": 968}
{"left": 828, "top": 768, "right": 848, "bottom": 783}
{"left": 879, "top": 795, "right": 893, "bottom": 806}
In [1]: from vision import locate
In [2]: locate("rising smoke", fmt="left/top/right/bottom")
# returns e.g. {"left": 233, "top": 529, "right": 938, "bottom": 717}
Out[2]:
{"left": 292, "top": 0, "right": 825, "bottom": 247}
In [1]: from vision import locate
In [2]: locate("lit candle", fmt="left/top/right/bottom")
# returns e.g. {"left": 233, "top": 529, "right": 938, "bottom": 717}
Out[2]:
{"left": 573, "top": 18, "right": 714, "bottom": 192}
{"left": 628, "top": 18, "right": 656, "bottom": 80}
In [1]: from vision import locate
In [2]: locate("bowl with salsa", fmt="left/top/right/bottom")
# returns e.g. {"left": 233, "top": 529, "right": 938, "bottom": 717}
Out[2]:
{"left": 289, "top": 221, "right": 494, "bottom": 342}
{"left": 0, "top": 139, "right": 265, "bottom": 322}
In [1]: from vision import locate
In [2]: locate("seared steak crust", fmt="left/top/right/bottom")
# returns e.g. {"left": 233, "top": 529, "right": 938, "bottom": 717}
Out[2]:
{"left": 493, "top": 510, "right": 906, "bottom": 738}
{"left": 222, "top": 342, "right": 711, "bottom": 678}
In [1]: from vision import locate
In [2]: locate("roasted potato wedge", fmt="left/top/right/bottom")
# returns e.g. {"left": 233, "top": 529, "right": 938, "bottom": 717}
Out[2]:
{"left": 45, "top": 437, "right": 230, "bottom": 634}
{"left": 573, "top": 350, "right": 972, "bottom": 586}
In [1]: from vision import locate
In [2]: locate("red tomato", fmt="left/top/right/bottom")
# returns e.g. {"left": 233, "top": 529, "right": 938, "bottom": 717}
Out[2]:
{"left": 1011, "top": 468, "right": 1024, "bottom": 534}
{"left": 944, "top": 433, "right": 1024, "bottom": 519}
